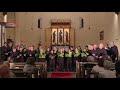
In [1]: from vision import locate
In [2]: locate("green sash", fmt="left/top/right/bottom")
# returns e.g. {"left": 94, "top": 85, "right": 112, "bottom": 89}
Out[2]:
{"left": 81, "top": 51, "right": 89, "bottom": 57}
{"left": 74, "top": 52, "right": 80, "bottom": 57}
{"left": 65, "top": 51, "right": 72, "bottom": 58}
{"left": 39, "top": 53, "right": 46, "bottom": 58}
{"left": 57, "top": 52, "right": 64, "bottom": 58}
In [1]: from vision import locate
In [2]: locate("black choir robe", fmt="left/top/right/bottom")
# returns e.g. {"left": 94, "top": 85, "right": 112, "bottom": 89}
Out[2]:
{"left": 16, "top": 50, "right": 24, "bottom": 62}
{"left": 110, "top": 45, "right": 119, "bottom": 62}
{"left": 10, "top": 51, "right": 18, "bottom": 62}
{"left": 49, "top": 53, "right": 56, "bottom": 71}
{"left": 1, "top": 46, "right": 8, "bottom": 61}
{"left": 97, "top": 48, "right": 108, "bottom": 60}
{"left": 26, "top": 50, "right": 36, "bottom": 60}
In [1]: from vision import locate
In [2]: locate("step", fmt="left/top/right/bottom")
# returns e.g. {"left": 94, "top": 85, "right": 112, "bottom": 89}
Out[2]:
{"left": 47, "top": 72, "right": 76, "bottom": 78}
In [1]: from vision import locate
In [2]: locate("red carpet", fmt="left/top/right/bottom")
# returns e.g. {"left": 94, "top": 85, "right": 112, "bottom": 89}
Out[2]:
{"left": 49, "top": 72, "right": 76, "bottom": 78}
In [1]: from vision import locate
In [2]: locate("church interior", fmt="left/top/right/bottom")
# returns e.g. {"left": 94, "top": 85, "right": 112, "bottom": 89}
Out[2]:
{"left": 0, "top": 12, "right": 120, "bottom": 78}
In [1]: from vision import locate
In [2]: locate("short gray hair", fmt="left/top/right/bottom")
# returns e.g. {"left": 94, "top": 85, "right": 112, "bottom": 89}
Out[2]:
{"left": 87, "top": 56, "right": 95, "bottom": 62}
{"left": 104, "top": 60, "right": 113, "bottom": 70}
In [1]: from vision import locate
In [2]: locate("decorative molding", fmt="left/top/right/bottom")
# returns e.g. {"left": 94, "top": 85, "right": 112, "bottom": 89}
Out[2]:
{"left": 51, "top": 19, "right": 71, "bottom": 23}
{"left": 50, "top": 19, "right": 71, "bottom": 28}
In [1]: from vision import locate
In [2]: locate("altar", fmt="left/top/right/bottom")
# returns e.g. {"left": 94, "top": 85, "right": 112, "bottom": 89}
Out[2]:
{"left": 45, "top": 19, "right": 75, "bottom": 49}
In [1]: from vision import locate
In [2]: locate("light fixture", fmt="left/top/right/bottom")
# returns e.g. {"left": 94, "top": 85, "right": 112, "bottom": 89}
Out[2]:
{"left": 3, "top": 12, "right": 7, "bottom": 16}
{"left": 115, "top": 12, "right": 119, "bottom": 15}
{"left": 3, "top": 12, "right": 7, "bottom": 22}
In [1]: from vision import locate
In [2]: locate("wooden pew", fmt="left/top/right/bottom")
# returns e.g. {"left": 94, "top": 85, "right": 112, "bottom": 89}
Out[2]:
{"left": 76, "top": 62, "right": 98, "bottom": 78}
{"left": 10, "top": 62, "right": 47, "bottom": 78}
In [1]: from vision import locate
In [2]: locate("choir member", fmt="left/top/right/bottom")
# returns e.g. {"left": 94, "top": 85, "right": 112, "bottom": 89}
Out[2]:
{"left": 91, "top": 44, "right": 99, "bottom": 60}
{"left": 35, "top": 46, "right": 40, "bottom": 61}
{"left": 57, "top": 48, "right": 64, "bottom": 71}
{"left": 70, "top": 46, "right": 75, "bottom": 71}
{"left": 85, "top": 45, "right": 89, "bottom": 52}
{"left": 49, "top": 50, "right": 56, "bottom": 72}
{"left": 73, "top": 48, "right": 81, "bottom": 71}
{"left": 45, "top": 48, "right": 50, "bottom": 71}
{"left": 16, "top": 47, "right": 24, "bottom": 62}
{"left": 23, "top": 48, "right": 28, "bottom": 62}
{"left": 81, "top": 46, "right": 89, "bottom": 62}
{"left": 97, "top": 43, "right": 108, "bottom": 61}
{"left": 10, "top": 47, "right": 18, "bottom": 62}
{"left": 53, "top": 47, "right": 58, "bottom": 70}
{"left": 65, "top": 49, "right": 72, "bottom": 71}
{"left": 38, "top": 48, "right": 46, "bottom": 62}
{"left": 109, "top": 42, "right": 119, "bottom": 63}
{"left": 105, "top": 43, "right": 111, "bottom": 57}
{"left": 78, "top": 46, "right": 82, "bottom": 53}
{"left": 92, "top": 44, "right": 99, "bottom": 56}
{"left": 1, "top": 42, "right": 8, "bottom": 61}
{"left": 7, "top": 42, "right": 13, "bottom": 57}
{"left": 87, "top": 44, "right": 94, "bottom": 55}
{"left": 27, "top": 46, "right": 36, "bottom": 61}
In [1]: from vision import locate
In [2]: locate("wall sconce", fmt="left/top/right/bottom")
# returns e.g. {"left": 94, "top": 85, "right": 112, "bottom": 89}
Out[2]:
{"left": 115, "top": 12, "right": 119, "bottom": 15}
{"left": 3, "top": 12, "right": 7, "bottom": 22}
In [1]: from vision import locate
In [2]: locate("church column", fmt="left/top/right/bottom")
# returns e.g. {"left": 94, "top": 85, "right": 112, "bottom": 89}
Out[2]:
{"left": 15, "top": 13, "right": 20, "bottom": 45}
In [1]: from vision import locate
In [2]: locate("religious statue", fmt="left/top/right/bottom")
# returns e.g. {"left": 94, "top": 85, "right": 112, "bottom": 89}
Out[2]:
{"left": 52, "top": 31, "right": 56, "bottom": 44}
{"left": 65, "top": 31, "right": 69, "bottom": 43}
{"left": 59, "top": 30, "right": 63, "bottom": 44}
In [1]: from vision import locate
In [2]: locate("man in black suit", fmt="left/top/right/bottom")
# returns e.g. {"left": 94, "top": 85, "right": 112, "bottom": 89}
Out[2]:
{"left": 1, "top": 42, "right": 8, "bottom": 61}
{"left": 109, "top": 42, "right": 119, "bottom": 63}
{"left": 10, "top": 47, "right": 18, "bottom": 62}
{"left": 97, "top": 43, "right": 108, "bottom": 61}
{"left": 16, "top": 46, "right": 24, "bottom": 62}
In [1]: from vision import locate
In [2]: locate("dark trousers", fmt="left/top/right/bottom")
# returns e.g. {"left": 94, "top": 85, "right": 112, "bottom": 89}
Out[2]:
{"left": 57, "top": 58, "right": 64, "bottom": 71}
{"left": 66, "top": 58, "right": 72, "bottom": 71}
{"left": 39, "top": 58, "right": 46, "bottom": 62}
{"left": 49, "top": 59, "right": 55, "bottom": 72}
{"left": 73, "top": 57, "right": 78, "bottom": 71}
{"left": 111, "top": 55, "right": 117, "bottom": 63}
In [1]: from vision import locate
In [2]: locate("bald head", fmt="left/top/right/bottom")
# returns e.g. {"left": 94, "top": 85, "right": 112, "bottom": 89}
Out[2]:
{"left": 109, "top": 41, "right": 115, "bottom": 47}
{"left": 88, "top": 45, "right": 93, "bottom": 50}
{"left": 93, "top": 44, "right": 98, "bottom": 50}
{"left": 99, "top": 43, "right": 104, "bottom": 49}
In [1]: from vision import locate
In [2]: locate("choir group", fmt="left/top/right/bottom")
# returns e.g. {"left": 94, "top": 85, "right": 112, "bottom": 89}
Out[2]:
{"left": 1, "top": 41, "right": 119, "bottom": 72}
